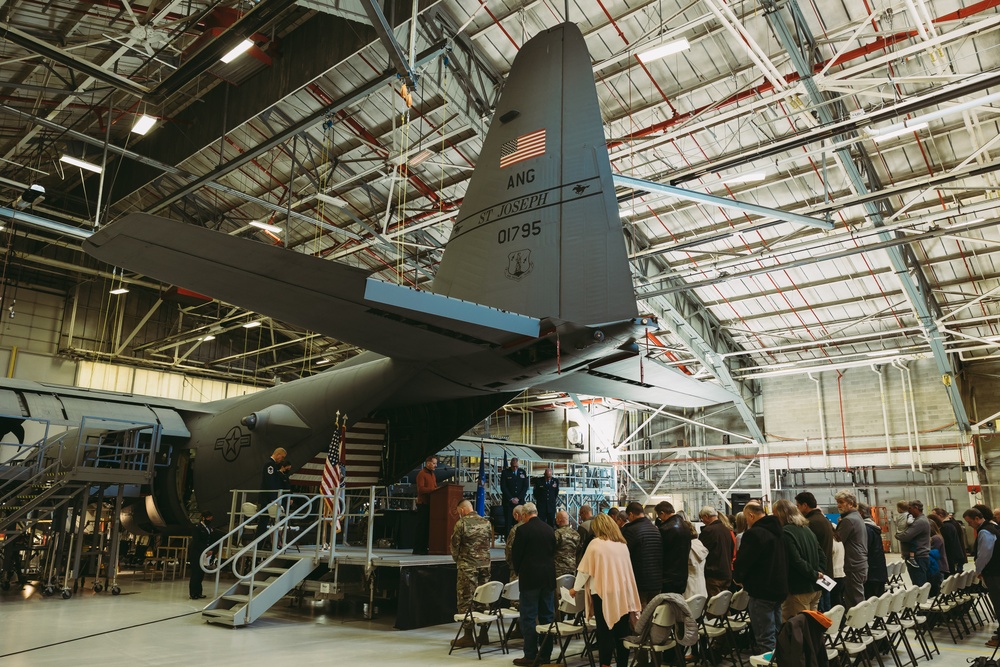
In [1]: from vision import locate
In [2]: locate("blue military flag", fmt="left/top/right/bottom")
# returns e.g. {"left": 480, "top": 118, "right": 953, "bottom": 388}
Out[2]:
{"left": 476, "top": 442, "right": 486, "bottom": 517}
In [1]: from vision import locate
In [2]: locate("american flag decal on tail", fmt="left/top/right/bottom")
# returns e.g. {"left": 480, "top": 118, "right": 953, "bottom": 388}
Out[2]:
{"left": 499, "top": 129, "right": 546, "bottom": 168}
{"left": 290, "top": 420, "right": 386, "bottom": 490}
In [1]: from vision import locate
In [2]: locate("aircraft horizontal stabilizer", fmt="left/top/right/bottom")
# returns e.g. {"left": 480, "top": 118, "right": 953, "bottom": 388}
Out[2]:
{"left": 84, "top": 214, "right": 540, "bottom": 361}
{"left": 539, "top": 354, "right": 739, "bottom": 408}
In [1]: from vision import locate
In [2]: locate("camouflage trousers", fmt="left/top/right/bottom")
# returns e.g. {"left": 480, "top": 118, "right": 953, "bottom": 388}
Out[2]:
{"left": 457, "top": 565, "right": 491, "bottom": 629}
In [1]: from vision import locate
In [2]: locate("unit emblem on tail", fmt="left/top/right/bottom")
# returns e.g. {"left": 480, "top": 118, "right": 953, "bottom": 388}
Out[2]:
{"left": 505, "top": 249, "right": 534, "bottom": 281}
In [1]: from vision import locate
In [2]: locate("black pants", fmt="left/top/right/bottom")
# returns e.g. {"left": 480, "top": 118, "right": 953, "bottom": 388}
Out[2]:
{"left": 592, "top": 594, "right": 631, "bottom": 667}
{"left": 503, "top": 499, "right": 516, "bottom": 536}
{"left": 864, "top": 580, "right": 886, "bottom": 599}
{"left": 413, "top": 503, "right": 430, "bottom": 554}
{"left": 189, "top": 560, "right": 205, "bottom": 598}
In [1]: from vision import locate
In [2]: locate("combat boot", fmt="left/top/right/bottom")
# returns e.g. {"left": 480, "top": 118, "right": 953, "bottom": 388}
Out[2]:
{"left": 451, "top": 627, "right": 476, "bottom": 648}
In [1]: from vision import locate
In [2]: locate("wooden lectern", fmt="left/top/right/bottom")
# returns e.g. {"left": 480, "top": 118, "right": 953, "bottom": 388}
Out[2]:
{"left": 428, "top": 483, "right": 464, "bottom": 555}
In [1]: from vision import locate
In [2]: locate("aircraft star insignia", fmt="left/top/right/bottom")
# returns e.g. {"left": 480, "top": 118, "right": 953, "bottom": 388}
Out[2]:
{"left": 215, "top": 426, "right": 252, "bottom": 462}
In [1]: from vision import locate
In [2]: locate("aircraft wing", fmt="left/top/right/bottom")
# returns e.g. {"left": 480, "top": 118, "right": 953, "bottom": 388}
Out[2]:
{"left": 539, "top": 354, "right": 739, "bottom": 408}
{"left": 84, "top": 214, "right": 540, "bottom": 362}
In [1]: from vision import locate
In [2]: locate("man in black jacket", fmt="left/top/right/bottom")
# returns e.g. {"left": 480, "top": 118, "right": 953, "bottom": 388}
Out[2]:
{"left": 733, "top": 502, "right": 788, "bottom": 653}
{"left": 656, "top": 501, "right": 692, "bottom": 594}
{"left": 699, "top": 506, "right": 734, "bottom": 598}
{"left": 189, "top": 510, "right": 215, "bottom": 600}
{"left": 511, "top": 502, "right": 556, "bottom": 666}
{"left": 796, "top": 491, "right": 835, "bottom": 611}
{"left": 933, "top": 507, "right": 967, "bottom": 573}
{"left": 621, "top": 501, "right": 663, "bottom": 606}
{"left": 859, "top": 504, "right": 888, "bottom": 598}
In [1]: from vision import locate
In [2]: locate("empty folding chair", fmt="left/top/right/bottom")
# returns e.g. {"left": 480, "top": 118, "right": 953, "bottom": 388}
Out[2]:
{"left": 534, "top": 588, "right": 594, "bottom": 667}
{"left": 699, "top": 590, "right": 744, "bottom": 667}
{"left": 450, "top": 580, "right": 505, "bottom": 660}
{"left": 884, "top": 588, "right": 918, "bottom": 667}
{"left": 838, "top": 600, "right": 882, "bottom": 667}
{"left": 868, "top": 592, "right": 904, "bottom": 667}
{"left": 499, "top": 580, "right": 521, "bottom": 650}
{"left": 902, "top": 584, "right": 939, "bottom": 660}
{"left": 823, "top": 605, "right": 846, "bottom": 666}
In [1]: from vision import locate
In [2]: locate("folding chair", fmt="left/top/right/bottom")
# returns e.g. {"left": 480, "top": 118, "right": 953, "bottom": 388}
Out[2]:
{"left": 625, "top": 601, "right": 685, "bottom": 667}
{"left": 450, "top": 580, "right": 506, "bottom": 660}
{"left": 534, "top": 589, "right": 595, "bottom": 667}
{"left": 838, "top": 600, "right": 881, "bottom": 667}
{"left": 822, "top": 605, "right": 846, "bottom": 667}
{"left": 883, "top": 588, "right": 918, "bottom": 667}
{"left": 867, "top": 592, "right": 904, "bottom": 667}
{"left": 700, "top": 591, "right": 744, "bottom": 667}
{"left": 500, "top": 580, "right": 521, "bottom": 649}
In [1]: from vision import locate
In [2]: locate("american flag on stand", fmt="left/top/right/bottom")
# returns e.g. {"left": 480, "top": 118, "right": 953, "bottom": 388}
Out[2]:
{"left": 319, "top": 417, "right": 345, "bottom": 516}
{"left": 499, "top": 129, "right": 546, "bottom": 168}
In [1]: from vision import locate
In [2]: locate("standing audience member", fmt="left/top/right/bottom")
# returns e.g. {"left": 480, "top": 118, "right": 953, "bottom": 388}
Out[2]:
{"left": 505, "top": 505, "right": 526, "bottom": 583}
{"left": 796, "top": 492, "right": 835, "bottom": 611}
{"left": 927, "top": 513, "right": 949, "bottom": 596}
{"left": 501, "top": 458, "right": 529, "bottom": 537}
{"left": 772, "top": 499, "right": 824, "bottom": 622}
{"left": 895, "top": 500, "right": 931, "bottom": 587}
{"left": 620, "top": 502, "right": 663, "bottom": 606}
{"left": 413, "top": 455, "right": 439, "bottom": 555}
{"left": 963, "top": 507, "right": 1000, "bottom": 648}
{"left": 188, "top": 510, "right": 215, "bottom": 600}
{"left": 895, "top": 500, "right": 915, "bottom": 565}
{"left": 656, "top": 501, "right": 692, "bottom": 594}
{"left": 835, "top": 490, "right": 868, "bottom": 608}
{"left": 571, "top": 514, "right": 642, "bottom": 667}
{"left": 554, "top": 510, "right": 581, "bottom": 577}
{"left": 578, "top": 505, "right": 596, "bottom": 560}
{"left": 934, "top": 507, "right": 967, "bottom": 573}
{"left": 533, "top": 468, "right": 559, "bottom": 526}
{"left": 511, "top": 503, "right": 556, "bottom": 666}
{"left": 830, "top": 532, "right": 846, "bottom": 608}
{"left": 451, "top": 500, "right": 492, "bottom": 648}
{"left": 858, "top": 504, "right": 887, "bottom": 598}
{"left": 734, "top": 512, "right": 748, "bottom": 549}
{"left": 699, "top": 506, "right": 734, "bottom": 598}
{"left": 685, "top": 520, "right": 709, "bottom": 599}
{"left": 733, "top": 502, "right": 788, "bottom": 653}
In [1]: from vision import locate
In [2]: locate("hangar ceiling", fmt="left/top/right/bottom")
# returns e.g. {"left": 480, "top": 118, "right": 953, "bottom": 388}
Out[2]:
{"left": 0, "top": 0, "right": 999, "bottom": 428}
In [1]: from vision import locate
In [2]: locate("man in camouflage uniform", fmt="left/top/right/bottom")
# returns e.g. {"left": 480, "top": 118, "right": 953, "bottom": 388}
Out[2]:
{"left": 451, "top": 500, "right": 493, "bottom": 648}
{"left": 553, "top": 510, "right": 580, "bottom": 577}
{"left": 505, "top": 504, "right": 526, "bottom": 582}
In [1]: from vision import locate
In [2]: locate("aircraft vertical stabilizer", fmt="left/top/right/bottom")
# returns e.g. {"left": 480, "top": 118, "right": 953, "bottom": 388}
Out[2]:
{"left": 431, "top": 23, "right": 637, "bottom": 326}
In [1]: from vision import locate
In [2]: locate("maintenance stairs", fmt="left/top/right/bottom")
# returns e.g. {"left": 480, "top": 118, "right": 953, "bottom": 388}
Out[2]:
{"left": 0, "top": 419, "right": 158, "bottom": 537}
{"left": 200, "top": 493, "right": 338, "bottom": 627}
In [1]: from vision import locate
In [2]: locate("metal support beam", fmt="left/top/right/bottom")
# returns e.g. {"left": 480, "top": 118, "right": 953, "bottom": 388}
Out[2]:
{"left": 362, "top": 0, "right": 418, "bottom": 88}
{"left": 762, "top": 0, "right": 972, "bottom": 435}
{"left": 147, "top": 40, "right": 447, "bottom": 216}
{"left": 615, "top": 174, "right": 834, "bottom": 231}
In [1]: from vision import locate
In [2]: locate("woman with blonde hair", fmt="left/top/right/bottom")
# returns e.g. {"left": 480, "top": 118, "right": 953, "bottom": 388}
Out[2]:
{"left": 570, "top": 513, "right": 641, "bottom": 667}
{"left": 772, "top": 499, "right": 825, "bottom": 621}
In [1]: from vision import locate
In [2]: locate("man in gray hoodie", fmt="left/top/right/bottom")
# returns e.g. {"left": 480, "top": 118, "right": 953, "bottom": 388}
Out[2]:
{"left": 835, "top": 490, "right": 868, "bottom": 609}
{"left": 895, "top": 500, "right": 932, "bottom": 587}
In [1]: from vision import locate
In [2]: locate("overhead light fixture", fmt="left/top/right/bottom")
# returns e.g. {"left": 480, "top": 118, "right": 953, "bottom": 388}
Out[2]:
{"left": 316, "top": 358, "right": 331, "bottom": 365}
{"left": 220, "top": 39, "right": 255, "bottom": 64}
{"left": 201, "top": 334, "right": 216, "bottom": 341}
{"left": 243, "top": 320, "right": 262, "bottom": 328}
{"left": 109, "top": 287, "right": 129, "bottom": 295}
{"left": 315, "top": 193, "right": 348, "bottom": 208}
{"left": 408, "top": 149, "right": 434, "bottom": 166}
{"left": 727, "top": 170, "right": 766, "bottom": 184}
{"left": 60, "top": 155, "right": 102, "bottom": 173}
{"left": 249, "top": 220, "right": 282, "bottom": 233}
{"left": 869, "top": 122, "right": 928, "bottom": 142}
{"left": 131, "top": 114, "right": 157, "bottom": 135}
{"left": 637, "top": 38, "right": 690, "bottom": 63}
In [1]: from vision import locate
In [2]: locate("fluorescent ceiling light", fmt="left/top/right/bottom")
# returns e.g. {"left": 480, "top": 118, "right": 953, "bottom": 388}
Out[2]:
{"left": 315, "top": 193, "right": 348, "bottom": 208}
{"left": 220, "top": 39, "right": 254, "bottom": 64}
{"left": 131, "top": 114, "right": 157, "bottom": 135}
{"left": 243, "top": 320, "right": 262, "bottom": 328}
{"left": 870, "top": 122, "right": 928, "bottom": 142}
{"left": 316, "top": 358, "right": 331, "bottom": 365}
{"left": 727, "top": 170, "right": 766, "bottom": 184}
{"left": 864, "top": 350, "right": 899, "bottom": 357}
{"left": 249, "top": 220, "right": 282, "bottom": 233}
{"left": 408, "top": 149, "right": 434, "bottom": 166}
{"left": 60, "top": 155, "right": 102, "bottom": 173}
{"left": 109, "top": 287, "right": 129, "bottom": 295}
{"left": 201, "top": 334, "right": 216, "bottom": 341}
{"left": 637, "top": 38, "right": 690, "bottom": 63}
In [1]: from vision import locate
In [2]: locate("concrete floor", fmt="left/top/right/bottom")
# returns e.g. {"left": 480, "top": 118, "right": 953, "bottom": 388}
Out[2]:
{"left": 0, "top": 573, "right": 996, "bottom": 667}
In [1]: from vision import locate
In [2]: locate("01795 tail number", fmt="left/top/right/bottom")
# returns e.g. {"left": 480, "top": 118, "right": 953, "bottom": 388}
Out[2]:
{"left": 498, "top": 221, "right": 541, "bottom": 244}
